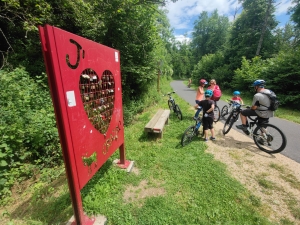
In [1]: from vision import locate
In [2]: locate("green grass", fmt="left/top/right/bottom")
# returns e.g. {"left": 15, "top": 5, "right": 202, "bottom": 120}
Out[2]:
{"left": 1, "top": 79, "right": 276, "bottom": 224}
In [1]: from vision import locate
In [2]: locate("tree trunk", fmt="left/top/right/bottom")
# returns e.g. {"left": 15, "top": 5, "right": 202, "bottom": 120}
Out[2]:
{"left": 256, "top": 0, "right": 273, "bottom": 56}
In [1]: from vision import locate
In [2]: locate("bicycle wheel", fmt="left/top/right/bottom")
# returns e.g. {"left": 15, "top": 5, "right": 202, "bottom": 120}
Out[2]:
{"left": 253, "top": 124, "right": 287, "bottom": 154}
{"left": 221, "top": 105, "right": 228, "bottom": 119}
{"left": 222, "top": 113, "right": 236, "bottom": 135}
{"left": 213, "top": 106, "right": 220, "bottom": 122}
{"left": 181, "top": 125, "right": 197, "bottom": 146}
{"left": 175, "top": 104, "right": 183, "bottom": 120}
{"left": 168, "top": 100, "right": 173, "bottom": 110}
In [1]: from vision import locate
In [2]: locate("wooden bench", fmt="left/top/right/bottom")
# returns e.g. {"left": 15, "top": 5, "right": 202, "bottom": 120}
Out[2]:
{"left": 144, "top": 109, "right": 170, "bottom": 138}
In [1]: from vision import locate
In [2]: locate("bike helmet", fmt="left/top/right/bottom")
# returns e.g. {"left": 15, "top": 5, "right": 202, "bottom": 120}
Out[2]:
{"left": 205, "top": 89, "right": 213, "bottom": 97}
{"left": 252, "top": 79, "right": 265, "bottom": 87}
{"left": 233, "top": 91, "right": 241, "bottom": 95}
{"left": 199, "top": 79, "right": 208, "bottom": 85}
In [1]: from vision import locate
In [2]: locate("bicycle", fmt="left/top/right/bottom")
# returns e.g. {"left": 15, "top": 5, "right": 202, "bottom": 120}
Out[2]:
{"left": 181, "top": 116, "right": 203, "bottom": 146}
{"left": 222, "top": 103, "right": 287, "bottom": 154}
{"left": 164, "top": 91, "right": 183, "bottom": 120}
{"left": 221, "top": 100, "right": 239, "bottom": 120}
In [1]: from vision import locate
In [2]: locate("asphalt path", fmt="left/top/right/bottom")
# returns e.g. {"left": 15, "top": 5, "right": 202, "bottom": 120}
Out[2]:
{"left": 170, "top": 80, "right": 300, "bottom": 163}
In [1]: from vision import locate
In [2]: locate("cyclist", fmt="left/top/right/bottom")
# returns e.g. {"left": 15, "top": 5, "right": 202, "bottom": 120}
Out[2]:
{"left": 236, "top": 79, "right": 274, "bottom": 132}
{"left": 194, "top": 79, "right": 207, "bottom": 119}
{"left": 188, "top": 78, "right": 192, "bottom": 88}
{"left": 231, "top": 91, "right": 244, "bottom": 104}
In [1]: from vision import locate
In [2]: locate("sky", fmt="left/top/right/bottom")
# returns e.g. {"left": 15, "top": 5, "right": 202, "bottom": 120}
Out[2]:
{"left": 164, "top": 0, "right": 295, "bottom": 43}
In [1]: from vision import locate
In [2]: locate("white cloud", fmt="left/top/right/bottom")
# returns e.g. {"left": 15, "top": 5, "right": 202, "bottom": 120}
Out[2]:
{"left": 165, "top": 0, "right": 294, "bottom": 43}
{"left": 165, "top": 0, "right": 241, "bottom": 32}
{"left": 174, "top": 35, "right": 191, "bottom": 43}
{"left": 275, "top": 0, "right": 295, "bottom": 15}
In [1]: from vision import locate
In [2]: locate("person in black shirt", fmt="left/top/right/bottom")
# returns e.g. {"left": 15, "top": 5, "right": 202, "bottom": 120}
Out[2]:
{"left": 196, "top": 90, "right": 216, "bottom": 142}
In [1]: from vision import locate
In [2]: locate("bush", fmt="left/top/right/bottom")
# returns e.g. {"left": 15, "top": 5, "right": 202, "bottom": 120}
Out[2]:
{"left": 232, "top": 56, "right": 267, "bottom": 91}
{"left": 232, "top": 51, "right": 300, "bottom": 109}
{"left": 0, "top": 67, "right": 62, "bottom": 203}
{"left": 263, "top": 49, "right": 300, "bottom": 108}
{"left": 191, "top": 52, "right": 231, "bottom": 86}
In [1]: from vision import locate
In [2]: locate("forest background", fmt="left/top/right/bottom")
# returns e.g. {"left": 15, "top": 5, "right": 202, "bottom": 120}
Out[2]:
{"left": 1, "top": 0, "right": 300, "bottom": 206}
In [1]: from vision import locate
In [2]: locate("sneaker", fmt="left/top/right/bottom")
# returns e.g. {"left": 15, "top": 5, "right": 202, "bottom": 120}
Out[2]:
{"left": 236, "top": 124, "right": 248, "bottom": 131}
{"left": 204, "top": 138, "right": 208, "bottom": 142}
{"left": 210, "top": 137, "right": 216, "bottom": 141}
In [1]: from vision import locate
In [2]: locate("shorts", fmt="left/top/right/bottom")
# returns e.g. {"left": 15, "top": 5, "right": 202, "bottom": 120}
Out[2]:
{"left": 202, "top": 117, "right": 213, "bottom": 130}
{"left": 241, "top": 109, "right": 258, "bottom": 117}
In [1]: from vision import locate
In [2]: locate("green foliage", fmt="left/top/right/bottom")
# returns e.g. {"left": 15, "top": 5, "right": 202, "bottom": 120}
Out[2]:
{"left": 191, "top": 52, "right": 227, "bottom": 86}
{"left": 191, "top": 10, "right": 230, "bottom": 62}
{"left": 0, "top": 67, "right": 62, "bottom": 204}
{"left": 290, "top": 0, "right": 300, "bottom": 29}
{"left": 263, "top": 48, "right": 300, "bottom": 108}
{"left": 232, "top": 49, "right": 300, "bottom": 109}
{"left": 170, "top": 41, "right": 193, "bottom": 79}
{"left": 225, "top": 0, "right": 278, "bottom": 70}
{"left": 232, "top": 56, "right": 266, "bottom": 91}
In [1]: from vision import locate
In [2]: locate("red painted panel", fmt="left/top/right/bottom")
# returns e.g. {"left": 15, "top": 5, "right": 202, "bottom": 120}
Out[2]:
{"left": 39, "top": 24, "right": 125, "bottom": 190}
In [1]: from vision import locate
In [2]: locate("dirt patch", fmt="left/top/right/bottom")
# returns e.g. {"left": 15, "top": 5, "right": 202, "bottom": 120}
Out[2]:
{"left": 123, "top": 179, "right": 165, "bottom": 207}
{"left": 207, "top": 121, "right": 300, "bottom": 223}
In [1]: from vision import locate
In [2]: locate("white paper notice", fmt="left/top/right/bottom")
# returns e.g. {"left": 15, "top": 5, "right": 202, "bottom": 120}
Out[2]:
{"left": 66, "top": 91, "right": 76, "bottom": 107}
{"left": 115, "top": 51, "right": 119, "bottom": 62}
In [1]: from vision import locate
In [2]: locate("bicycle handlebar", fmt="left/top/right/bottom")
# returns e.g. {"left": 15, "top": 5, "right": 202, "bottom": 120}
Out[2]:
{"left": 163, "top": 91, "right": 176, "bottom": 96}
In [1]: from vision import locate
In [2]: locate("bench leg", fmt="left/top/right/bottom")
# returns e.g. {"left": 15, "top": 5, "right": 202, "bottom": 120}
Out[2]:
{"left": 165, "top": 118, "right": 169, "bottom": 125}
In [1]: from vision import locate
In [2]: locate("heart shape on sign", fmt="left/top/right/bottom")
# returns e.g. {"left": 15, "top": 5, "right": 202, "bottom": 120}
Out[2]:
{"left": 79, "top": 68, "right": 115, "bottom": 134}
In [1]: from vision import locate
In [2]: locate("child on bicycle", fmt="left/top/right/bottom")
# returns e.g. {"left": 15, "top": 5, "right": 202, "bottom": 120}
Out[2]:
{"left": 194, "top": 79, "right": 207, "bottom": 119}
{"left": 231, "top": 91, "right": 244, "bottom": 104}
{"left": 195, "top": 90, "right": 216, "bottom": 142}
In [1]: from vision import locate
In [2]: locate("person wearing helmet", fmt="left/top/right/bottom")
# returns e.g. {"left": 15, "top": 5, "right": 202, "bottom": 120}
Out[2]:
{"left": 231, "top": 91, "right": 244, "bottom": 104}
{"left": 196, "top": 79, "right": 207, "bottom": 103}
{"left": 193, "top": 79, "right": 208, "bottom": 119}
{"left": 194, "top": 89, "right": 216, "bottom": 142}
{"left": 236, "top": 79, "right": 274, "bottom": 132}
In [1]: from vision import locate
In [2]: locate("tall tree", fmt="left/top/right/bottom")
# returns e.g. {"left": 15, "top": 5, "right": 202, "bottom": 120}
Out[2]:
{"left": 289, "top": 0, "right": 300, "bottom": 29}
{"left": 256, "top": 0, "right": 274, "bottom": 55}
{"left": 191, "top": 10, "right": 230, "bottom": 63}
{"left": 273, "top": 23, "right": 300, "bottom": 50}
{"left": 225, "top": 0, "right": 278, "bottom": 70}
{"left": 170, "top": 40, "right": 193, "bottom": 79}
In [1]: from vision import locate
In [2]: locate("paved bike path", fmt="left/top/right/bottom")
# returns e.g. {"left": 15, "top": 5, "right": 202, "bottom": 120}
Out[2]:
{"left": 170, "top": 80, "right": 300, "bottom": 163}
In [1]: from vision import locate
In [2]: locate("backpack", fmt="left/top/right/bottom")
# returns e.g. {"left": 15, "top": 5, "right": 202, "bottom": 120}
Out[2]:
{"left": 261, "top": 91, "right": 280, "bottom": 111}
{"left": 209, "top": 85, "right": 222, "bottom": 101}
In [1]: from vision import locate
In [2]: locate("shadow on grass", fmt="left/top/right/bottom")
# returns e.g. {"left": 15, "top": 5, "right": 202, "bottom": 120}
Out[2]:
{"left": 9, "top": 160, "right": 113, "bottom": 224}
{"left": 9, "top": 175, "right": 73, "bottom": 224}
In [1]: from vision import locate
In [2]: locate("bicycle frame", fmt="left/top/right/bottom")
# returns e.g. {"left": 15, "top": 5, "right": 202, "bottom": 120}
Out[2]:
{"left": 165, "top": 92, "right": 183, "bottom": 120}
{"left": 168, "top": 95, "right": 175, "bottom": 110}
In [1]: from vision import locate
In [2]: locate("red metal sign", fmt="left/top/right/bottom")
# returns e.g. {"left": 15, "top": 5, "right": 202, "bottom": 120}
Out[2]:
{"left": 39, "top": 24, "right": 129, "bottom": 224}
